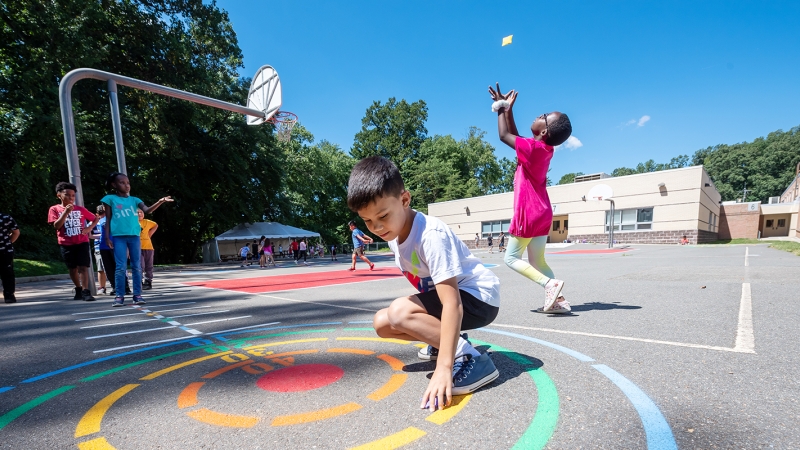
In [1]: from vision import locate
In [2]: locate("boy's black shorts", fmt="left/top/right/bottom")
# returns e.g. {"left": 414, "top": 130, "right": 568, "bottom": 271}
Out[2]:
{"left": 60, "top": 242, "right": 91, "bottom": 269}
{"left": 415, "top": 289, "right": 499, "bottom": 330}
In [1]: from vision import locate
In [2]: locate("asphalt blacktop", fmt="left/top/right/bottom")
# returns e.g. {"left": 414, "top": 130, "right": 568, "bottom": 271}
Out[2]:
{"left": 1, "top": 243, "right": 798, "bottom": 449}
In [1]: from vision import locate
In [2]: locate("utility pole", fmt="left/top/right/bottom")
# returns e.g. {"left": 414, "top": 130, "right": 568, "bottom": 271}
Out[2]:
{"left": 742, "top": 181, "right": 750, "bottom": 202}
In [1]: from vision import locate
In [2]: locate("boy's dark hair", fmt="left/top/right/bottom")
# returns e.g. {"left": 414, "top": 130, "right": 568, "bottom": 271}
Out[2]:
{"left": 348, "top": 220, "right": 356, "bottom": 227}
{"left": 55, "top": 182, "right": 77, "bottom": 194}
{"left": 545, "top": 113, "right": 572, "bottom": 147}
{"left": 105, "top": 172, "right": 125, "bottom": 191}
{"left": 347, "top": 156, "right": 405, "bottom": 212}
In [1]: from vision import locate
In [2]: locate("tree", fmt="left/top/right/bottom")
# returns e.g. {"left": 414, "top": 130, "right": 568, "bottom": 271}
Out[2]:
{"left": 558, "top": 172, "right": 584, "bottom": 185}
{"left": 693, "top": 127, "right": 800, "bottom": 202}
{"left": 0, "top": 0, "right": 284, "bottom": 262}
{"left": 275, "top": 125, "right": 354, "bottom": 245}
{"left": 350, "top": 98, "right": 428, "bottom": 171}
{"left": 403, "top": 127, "right": 513, "bottom": 212}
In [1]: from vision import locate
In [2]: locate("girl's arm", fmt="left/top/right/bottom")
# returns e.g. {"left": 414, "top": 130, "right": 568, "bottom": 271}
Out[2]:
{"left": 489, "top": 83, "right": 519, "bottom": 148}
{"left": 103, "top": 203, "right": 114, "bottom": 249}
{"left": 139, "top": 196, "right": 174, "bottom": 214}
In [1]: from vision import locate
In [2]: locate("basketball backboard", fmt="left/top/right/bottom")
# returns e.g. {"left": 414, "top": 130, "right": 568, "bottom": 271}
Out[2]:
{"left": 246, "top": 65, "right": 282, "bottom": 125}
{"left": 587, "top": 184, "right": 614, "bottom": 201}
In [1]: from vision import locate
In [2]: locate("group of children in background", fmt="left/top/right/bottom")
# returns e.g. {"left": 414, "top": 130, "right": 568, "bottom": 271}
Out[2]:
{"left": 48, "top": 173, "right": 172, "bottom": 306}
{"left": 239, "top": 238, "right": 329, "bottom": 268}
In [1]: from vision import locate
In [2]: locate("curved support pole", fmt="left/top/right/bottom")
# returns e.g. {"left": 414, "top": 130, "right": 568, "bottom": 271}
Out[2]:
{"left": 58, "top": 68, "right": 268, "bottom": 294}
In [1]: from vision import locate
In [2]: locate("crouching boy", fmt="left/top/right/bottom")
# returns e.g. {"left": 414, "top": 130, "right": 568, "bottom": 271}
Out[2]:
{"left": 347, "top": 156, "right": 500, "bottom": 411}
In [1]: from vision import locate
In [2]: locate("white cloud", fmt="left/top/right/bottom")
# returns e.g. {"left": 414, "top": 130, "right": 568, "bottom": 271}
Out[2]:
{"left": 620, "top": 115, "right": 651, "bottom": 128}
{"left": 556, "top": 135, "right": 583, "bottom": 151}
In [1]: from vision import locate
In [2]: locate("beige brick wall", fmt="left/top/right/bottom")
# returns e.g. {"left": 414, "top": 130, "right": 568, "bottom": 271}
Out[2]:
{"left": 428, "top": 165, "right": 720, "bottom": 244}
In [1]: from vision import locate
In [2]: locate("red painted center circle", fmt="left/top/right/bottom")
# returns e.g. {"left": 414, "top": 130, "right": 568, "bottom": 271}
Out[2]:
{"left": 256, "top": 364, "right": 344, "bottom": 392}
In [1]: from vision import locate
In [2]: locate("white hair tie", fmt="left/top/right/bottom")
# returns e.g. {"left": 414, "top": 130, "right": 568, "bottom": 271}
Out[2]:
{"left": 491, "top": 100, "right": 510, "bottom": 112}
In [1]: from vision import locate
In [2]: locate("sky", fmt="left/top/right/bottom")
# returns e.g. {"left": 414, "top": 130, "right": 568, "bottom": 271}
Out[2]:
{"left": 217, "top": 0, "right": 800, "bottom": 183}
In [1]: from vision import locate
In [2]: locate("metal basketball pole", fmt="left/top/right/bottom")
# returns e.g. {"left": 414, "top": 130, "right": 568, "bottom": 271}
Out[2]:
{"left": 607, "top": 199, "right": 615, "bottom": 248}
{"left": 59, "top": 68, "right": 267, "bottom": 295}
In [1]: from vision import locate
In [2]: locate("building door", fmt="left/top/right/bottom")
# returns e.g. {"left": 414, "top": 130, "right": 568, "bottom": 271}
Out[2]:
{"left": 761, "top": 214, "right": 791, "bottom": 238}
{"left": 548, "top": 215, "right": 569, "bottom": 243}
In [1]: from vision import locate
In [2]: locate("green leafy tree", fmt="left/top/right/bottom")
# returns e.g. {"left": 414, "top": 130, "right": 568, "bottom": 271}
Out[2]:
{"left": 558, "top": 172, "right": 584, "bottom": 185}
{"left": 693, "top": 127, "right": 800, "bottom": 202}
{"left": 276, "top": 125, "right": 355, "bottom": 245}
{"left": 0, "top": 0, "right": 283, "bottom": 262}
{"left": 350, "top": 98, "right": 428, "bottom": 171}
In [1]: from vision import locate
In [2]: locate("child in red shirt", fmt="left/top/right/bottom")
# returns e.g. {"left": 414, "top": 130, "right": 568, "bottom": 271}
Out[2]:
{"left": 48, "top": 182, "right": 100, "bottom": 301}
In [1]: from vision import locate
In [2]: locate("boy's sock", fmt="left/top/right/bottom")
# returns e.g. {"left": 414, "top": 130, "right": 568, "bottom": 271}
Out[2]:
{"left": 455, "top": 335, "right": 480, "bottom": 359}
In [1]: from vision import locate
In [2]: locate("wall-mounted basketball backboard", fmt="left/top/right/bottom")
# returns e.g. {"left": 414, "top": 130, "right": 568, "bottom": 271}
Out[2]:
{"left": 587, "top": 184, "right": 614, "bottom": 201}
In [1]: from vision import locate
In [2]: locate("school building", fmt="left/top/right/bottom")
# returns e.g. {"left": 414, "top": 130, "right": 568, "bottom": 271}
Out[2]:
{"left": 428, "top": 164, "right": 800, "bottom": 246}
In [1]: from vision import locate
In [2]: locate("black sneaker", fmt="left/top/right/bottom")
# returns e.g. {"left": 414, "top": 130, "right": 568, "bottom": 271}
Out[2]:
{"left": 3, "top": 295, "right": 15, "bottom": 304}
{"left": 73, "top": 287, "right": 83, "bottom": 300}
{"left": 82, "top": 289, "right": 96, "bottom": 302}
{"left": 125, "top": 285, "right": 132, "bottom": 295}
{"left": 142, "top": 280, "right": 152, "bottom": 290}
{"left": 109, "top": 289, "right": 116, "bottom": 296}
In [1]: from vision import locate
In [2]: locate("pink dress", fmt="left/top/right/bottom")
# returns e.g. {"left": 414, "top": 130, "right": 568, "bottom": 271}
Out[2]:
{"left": 509, "top": 137, "right": 554, "bottom": 238}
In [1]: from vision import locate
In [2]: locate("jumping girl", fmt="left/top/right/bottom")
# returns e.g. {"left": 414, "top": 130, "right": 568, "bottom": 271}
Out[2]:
{"left": 489, "top": 83, "right": 573, "bottom": 313}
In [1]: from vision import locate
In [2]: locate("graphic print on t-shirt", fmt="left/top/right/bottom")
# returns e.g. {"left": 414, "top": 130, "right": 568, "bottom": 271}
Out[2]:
{"left": 402, "top": 250, "right": 434, "bottom": 293}
{"left": 63, "top": 210, "right": 87, "bottom": 238}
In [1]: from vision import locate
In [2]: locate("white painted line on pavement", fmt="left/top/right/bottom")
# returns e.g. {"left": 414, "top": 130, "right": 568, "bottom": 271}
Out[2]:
{"left": 258, "top": 293, "right": 378, "bottom": 312}
{"left": 491, "top": 323, "right": 756, "bottom": 354}
{"left": 74, "top": 305, "right": 212, "bottom": 321}
{"left": 78, "top": 310, "right": 232, "bottom": 329}
{"left": 86, "top": 326, "right": 176, "bottom": 339}
{"left": 184, "top": 316, "right": 252, "bottom": 326}
{"left": 93, "top": 335, "right": 199, "bottom": 353}
{"left": 209, "top": 321, "right": 281, "bottom": 335}
{"left": 71, "top": 301, "right": 196, "bottom": 315}
{"left": 734, "top": 283, "right": 755, "bottom": 353}
{"left": 81, "top": 318, "right": 160, "bottom": 329}
{"left": 745, "top": 247, "right": 749, "bottom": 266}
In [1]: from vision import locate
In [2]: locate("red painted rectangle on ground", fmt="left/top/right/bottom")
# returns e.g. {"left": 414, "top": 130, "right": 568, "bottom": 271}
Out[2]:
{"left": 548, "top": 248, "right": 633, "bottom": 255}
{"left": 186, "top": 267, "right": 402, "bottom": 293}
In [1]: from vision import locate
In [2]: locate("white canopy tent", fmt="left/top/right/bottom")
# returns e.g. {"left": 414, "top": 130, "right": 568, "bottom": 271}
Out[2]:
{"left": 203, "top": 222, "right": 321, "bottom": 263}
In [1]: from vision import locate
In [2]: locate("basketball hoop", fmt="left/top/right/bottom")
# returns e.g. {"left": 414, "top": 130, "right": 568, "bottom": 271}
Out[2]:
{"left": 269, "top": 111, "right": 298, "bottom": 143}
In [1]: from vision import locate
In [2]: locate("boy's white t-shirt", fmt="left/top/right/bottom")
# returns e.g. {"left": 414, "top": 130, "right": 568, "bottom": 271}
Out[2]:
{"left": 388, "top": 211, "right": 500, "bottom": 308}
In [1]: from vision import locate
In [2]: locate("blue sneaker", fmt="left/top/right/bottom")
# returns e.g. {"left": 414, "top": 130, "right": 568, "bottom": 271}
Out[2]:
{"left": 451, "top": 352, "right": 499, "bottom": 395}
{"left": 418, "top": 333, "right": 471, "bottom": 361}
{"left": 132, "top": 295, "right": 146, "bottom": 305}
{"left": 112, "top": 296, "right": 124, "bottom": 307}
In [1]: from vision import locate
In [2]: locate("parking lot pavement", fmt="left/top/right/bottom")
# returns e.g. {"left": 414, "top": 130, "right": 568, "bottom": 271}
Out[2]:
{"left": 1, "top": 244, "right": 798, "bottom": 449}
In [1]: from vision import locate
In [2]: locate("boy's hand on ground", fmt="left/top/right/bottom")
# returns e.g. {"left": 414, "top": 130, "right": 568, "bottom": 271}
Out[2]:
{"left": 420, "top": 367, "right": 453, "bottom": 412}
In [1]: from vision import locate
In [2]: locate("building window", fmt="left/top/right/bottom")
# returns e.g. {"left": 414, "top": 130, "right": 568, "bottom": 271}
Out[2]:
{"left": 564, "top": 220, "right": 569, "bottom": 229}
{"left": 482, "top": 220, "right": 510, "bottom": 238}
{"left": 778, "top": 219, "right": 786, "bottom": 227}
{"left": 766, "top": 219, "right": 774, "bottom": 227}
{"left": 553, "top": 220, "right": 560, "bottom": 231}
{"left": 606, "top": 208, "right": 653, "bottom": 232}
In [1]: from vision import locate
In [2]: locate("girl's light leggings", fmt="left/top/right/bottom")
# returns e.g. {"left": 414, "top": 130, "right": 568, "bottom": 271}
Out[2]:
{"left": 503, "top": 235, "right": 553, "bottom": 287}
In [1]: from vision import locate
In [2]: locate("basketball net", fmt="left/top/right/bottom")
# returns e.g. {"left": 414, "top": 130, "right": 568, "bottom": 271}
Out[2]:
{"left": 269, "top": 111, "right": 298, "bottom": 143}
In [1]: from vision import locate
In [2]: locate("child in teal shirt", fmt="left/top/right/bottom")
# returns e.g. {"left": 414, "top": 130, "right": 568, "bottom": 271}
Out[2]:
{"left": 102, "top": 172, "right": 173, "bottom": 307}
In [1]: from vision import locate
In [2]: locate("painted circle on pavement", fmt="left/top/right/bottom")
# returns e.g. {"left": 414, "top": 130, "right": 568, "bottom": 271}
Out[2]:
{"left": 256, "top": 363, "right": 344, "bottom": 392}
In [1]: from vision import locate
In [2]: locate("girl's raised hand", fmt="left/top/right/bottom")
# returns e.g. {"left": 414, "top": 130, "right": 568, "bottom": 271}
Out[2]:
{"left": 160, "top": 196, "right": 174, "bottom": 203}
{"left": 507, "top": 90, "right": 518, "bottom": 108}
